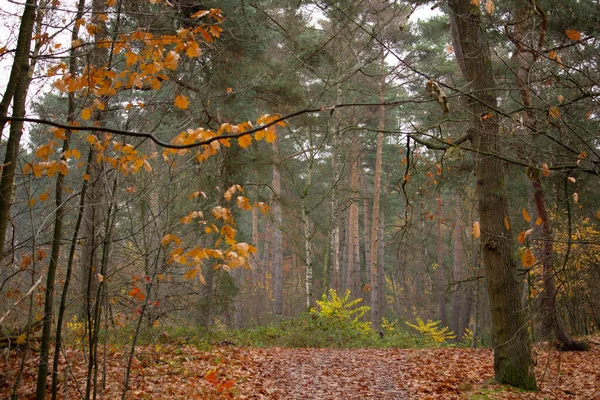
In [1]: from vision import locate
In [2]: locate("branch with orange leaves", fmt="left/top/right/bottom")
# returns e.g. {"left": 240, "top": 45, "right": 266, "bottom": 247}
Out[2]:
{"left": 6, "top": 98, "right": 432, "bottom": 149}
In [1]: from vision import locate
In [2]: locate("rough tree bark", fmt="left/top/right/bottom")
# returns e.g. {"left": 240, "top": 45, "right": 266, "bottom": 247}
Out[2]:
{"left": 448, "top": 0, "right": 537, "bottom": 389}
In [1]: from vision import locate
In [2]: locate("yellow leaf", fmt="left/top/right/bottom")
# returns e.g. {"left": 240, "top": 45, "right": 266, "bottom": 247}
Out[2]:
{"left": 522, "top": 208, "right": 531, "bottom": 223}
{"left": 504, "top": 216, "right": 510, "bottom": 231}
{"left": 238, "top": 134, "right": 252, "bottom": 149}
{"left": 39, "top": 192, "right": 49, "bottom": 202}
{"left": 549, "top": 106, "right": 561, "bottom": 119}
{"left": 565, "top": 29, "right": 581, "bottom": 41}
{"left": 484, "top": 0, "right": 494, "bottom": 14}
{"left": 81, "top": 107, "right": 93, "bottom": 120}
{"left": 83, "top": 174, "right": 90, "bottom": 181}
{"left": 16, "top": 333, "right": 27, "bottom": 345}
{"left": 153, "top": 320, "right": 159, "bottom": 327}
{"left": 174, "top": 94, "right": 189, "bottom": 110}
{"left": 535, "top": 217, "right": 542, "bottom": 226}
{"left": 521, "top": 248, "right": 536, "bottom": 267}
{"left": 472, "top": 221, "right": 480, "bottom": 238}
{"left": 28, "top": 198, "right": 36, "bottom": 207}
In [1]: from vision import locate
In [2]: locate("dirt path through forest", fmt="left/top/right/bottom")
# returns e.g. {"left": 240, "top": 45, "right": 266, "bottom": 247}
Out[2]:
{"left": 2, "top": 339, "right": 599, "bottom": 399}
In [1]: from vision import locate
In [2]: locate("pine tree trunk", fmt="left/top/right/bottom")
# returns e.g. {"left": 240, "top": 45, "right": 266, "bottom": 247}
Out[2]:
{"left": 370, "top": 75, "right": 385, "bottom": 330}
{"left": 271, "top": 138, "right": 283, "bottom": 317}
{"left": 329, "top": 82, "right": 343, "bottom": 292}
{"left": 448, "top": 0, "right": 537, "bottom": 389}
{"left": 347, "top": 138, "right": 361, "bottom": 299}
{"left": 436, "top": 193, "right": 447, "bottom": 327}
{"left": 451, "top": 200, "right": 471, "bottom": 340}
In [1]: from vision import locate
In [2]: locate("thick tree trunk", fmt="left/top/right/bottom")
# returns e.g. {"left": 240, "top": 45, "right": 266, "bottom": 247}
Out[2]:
{"left": 448, "top": 0, "right": 537, "bottom": 389}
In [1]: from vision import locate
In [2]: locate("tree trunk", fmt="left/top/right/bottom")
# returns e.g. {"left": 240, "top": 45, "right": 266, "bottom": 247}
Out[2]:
{"left": 451, "top": 200, "right": 471, "bottom": 340}
{"left": 329, "top": 82, "right": 343, "bottom": 293}
{"left": 301, "top": 154, "right": 314, "bottom": 309}
{"left": 370, "top": 73, "right": 385, "bottom": 330}
{"left": 436, "top": 193, "right": 447, "bottom": 326}
{"left": 0, "top": 0, "right": 38, "bottom": 262}
{"left": 271, "top": 137, "right": 283, "bottom": 317}
{"left": 511, "top": 4, "right": 588, "bottom": 352}
{"left": 346, "top": 138, "right": 361, "bottom": 299}
{"left": 448, "top": 0, "right": 537, "bottom": 389}
{"left": 37, "top": 0, "right": 86, "bottom": 395}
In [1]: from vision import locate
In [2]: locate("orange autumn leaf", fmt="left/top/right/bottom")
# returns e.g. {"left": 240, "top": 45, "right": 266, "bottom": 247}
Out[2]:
{"left": 565, "top": 29, "right": 581, "bottom": 41}
{"left": 522, "top": 208, "right": 531, "bottom": 223}
{"left": 517, "top": 230, "right": 526, "bottom": 243}
{"left": 186, "top": 41, "right": 201, "bottom": 58}
{"left": 39, "top": 192, "right": 49, "bottom": 202}
{"left": 81, "top": 107, "right": 93, "bottom": 120}
{"left": 536, "top": 217, "right": 542, "bottom": 226}
{"left": 504, "top": 216, "right": 510, "bottom": 231}
{"left": 541, "top": 163, "right": 550, "bottom": 177}
{"left": 128, "top": 287, "right": 145, "bottom": 301}
{"left": 35, "top": 143, "right": 53, "bottom": 161}
{"left": 174, "top": 94, "right": 189, "bottom": 109}
{"left": 549, "top": 106, "right": 561, "bottom": 119}
{"left": 472, "top": 221, "right": 480, "bottom": 238}
{"left": 521, "top": 248, "right": 536, "bottom": 267}
{"left": 238, "top": 134, "right": 252, "bottom": 149}
{"left": 484, "top": 0, "right": 495, "bottom": 14}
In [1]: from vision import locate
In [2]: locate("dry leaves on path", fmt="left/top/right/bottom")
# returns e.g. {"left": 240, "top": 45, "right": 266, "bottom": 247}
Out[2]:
{"left": 1, "top": 338, "right": 599, "bottom": 399}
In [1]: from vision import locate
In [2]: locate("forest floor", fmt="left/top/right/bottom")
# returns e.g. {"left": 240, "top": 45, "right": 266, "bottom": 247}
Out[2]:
{"left": 1, "top": 336, "right": 599, "bottom": 399}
